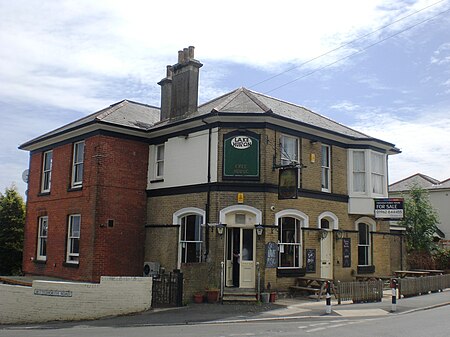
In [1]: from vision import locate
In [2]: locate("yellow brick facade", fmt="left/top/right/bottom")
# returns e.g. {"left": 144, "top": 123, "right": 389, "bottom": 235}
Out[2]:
{"left": 145, "top": 127, "right": 395, "bottom": 300}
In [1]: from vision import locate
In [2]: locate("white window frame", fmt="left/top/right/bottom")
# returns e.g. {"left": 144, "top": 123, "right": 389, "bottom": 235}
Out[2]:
{"left": 348, "top": 149, "right": 387, "bottom": 197}
{"left": 355, "top": 217, "right": 375, "bottom": 267}
{"left": 371, "top": 152, "right": 384, "bottom": 194}
{"left": 357, "top": 223, "right": 371, "bottom": 266}
{"left": 280, "top": 135, "right": 299, "bottom": 166}
{"left": 275, "top": 209, "right": 308, "bottom": 270}
{"left": 66, "top": 214, "right": 81, "bottom": 264}
{"left": 174, "top": 208, "right": 205, "bottom": 268}
{"left": 41, "top": 150, "right": 53, "bottom": 193}
{"left": 37, "top": 216, "right": 48, "bottom": 261}
{"left": 155, "top": 144, "right": 165, "bottom": 179}
{"left": 321, "top": 145, "right": 331, "bottom": 192}
{"left": 72, "top": 141, "right": 85, "bottom": 187}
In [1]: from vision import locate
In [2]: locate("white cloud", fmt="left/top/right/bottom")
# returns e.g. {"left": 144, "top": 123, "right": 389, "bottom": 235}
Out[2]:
{"left": 350, "top": 108, "right": 450, "bottom": 183}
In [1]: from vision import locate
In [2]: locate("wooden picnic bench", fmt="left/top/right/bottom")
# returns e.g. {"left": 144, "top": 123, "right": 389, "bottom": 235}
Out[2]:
{"left": 290, "top": 276, "right": 335, "bottom": 300}
{"left": 394, "top": 270, "right": 429, "bottom": 278}
{"left": 411, "top": 269, "right": 444, "bottom": 275}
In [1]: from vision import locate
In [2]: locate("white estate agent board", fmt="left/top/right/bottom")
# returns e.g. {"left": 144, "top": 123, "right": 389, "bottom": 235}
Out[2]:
{"left": 374, "top": 198, "right": 404, "bottom": 220}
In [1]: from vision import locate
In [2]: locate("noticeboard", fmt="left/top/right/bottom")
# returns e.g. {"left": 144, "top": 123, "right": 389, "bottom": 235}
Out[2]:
{"left": 374, "top": 198, "right": 404, "bottom": 220}
{"left": 305, "top": 249, "right": 316, "bottom": 273}
{"left": 265, "top": 242, "right": 278, "bottom": 268}
{"left": 342, "top": 238, "right": 351, "bottom": 268}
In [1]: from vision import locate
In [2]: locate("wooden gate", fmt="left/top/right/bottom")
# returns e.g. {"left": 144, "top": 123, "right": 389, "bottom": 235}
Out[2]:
{"left": 151, "top": 270, "right": 183, "bottom": 308}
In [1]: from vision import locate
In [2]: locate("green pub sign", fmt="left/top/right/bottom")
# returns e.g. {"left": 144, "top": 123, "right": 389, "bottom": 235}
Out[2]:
{"left": 223, "top": 131, "right": 260, "bottom": 179}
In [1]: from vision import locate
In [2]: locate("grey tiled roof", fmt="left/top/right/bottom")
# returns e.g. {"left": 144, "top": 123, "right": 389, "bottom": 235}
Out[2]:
{"left": 389, "top": 173, "right": 449, "bottom": 192}
{"left": 20, "top": 100, "right": 160, "bottom": 148}
{"left": 198, "top": 87, "right": 371, "bottom": 139}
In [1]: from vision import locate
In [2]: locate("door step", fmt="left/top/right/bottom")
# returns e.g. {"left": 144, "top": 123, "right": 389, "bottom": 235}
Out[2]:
{"left": 222, "top": 289, "right": 257, "bottom": 302}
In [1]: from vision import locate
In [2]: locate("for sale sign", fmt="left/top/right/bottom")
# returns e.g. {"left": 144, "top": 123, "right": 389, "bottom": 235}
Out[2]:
{"left": 374, "top": 198, "right": 404, "bottom": 220}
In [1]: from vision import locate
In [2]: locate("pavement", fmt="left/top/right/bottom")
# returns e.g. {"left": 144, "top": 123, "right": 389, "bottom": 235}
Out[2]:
{"left": 15, "top": 288, "right": 449, "bottom": 329}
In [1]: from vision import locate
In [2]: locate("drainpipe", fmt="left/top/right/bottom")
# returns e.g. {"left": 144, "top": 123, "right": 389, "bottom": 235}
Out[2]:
{"left": 203, "top": 118, "right": 212, "bottom": 261}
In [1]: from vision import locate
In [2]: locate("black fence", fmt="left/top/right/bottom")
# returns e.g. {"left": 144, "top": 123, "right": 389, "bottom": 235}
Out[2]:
{"left": 151, "top": 270, "right": 183, "bottom": 308}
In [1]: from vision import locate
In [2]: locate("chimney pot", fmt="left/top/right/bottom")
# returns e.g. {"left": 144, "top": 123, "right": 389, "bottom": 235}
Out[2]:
{"left": 166, "top": 65, "right": 173, "bottom": 78}
{"left": 178, "top": 50, "right": 184, "bottom": 63}
{"left": 188, "top": 46, "right": 195, "bottom": 59}
{"left": 183, "top": 48, "right": 189, "bottom": 62}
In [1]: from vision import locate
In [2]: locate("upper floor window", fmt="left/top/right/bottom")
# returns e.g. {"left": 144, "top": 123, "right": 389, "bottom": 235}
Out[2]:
{"left": 66, "top": 214, "right": 81, "bottom": 264}
{"left": 72, "top": 141, "right": 85, "bottom": 187}
{"left": 180, "top": 214, "right": 203, "bottom": 263}
{"left": 321, "top": 145, "right": 331, "bottom": 192}
{"left": 352, "top": 150, "right": 366, "bottom": 193}
{"left": 278, "top": 217, "right": 302, "bottom": 268}
{"left": 371, "top": 152, "right": 384, "bottom": 194}
{"left": 349, "top": 149, "right": 386, "bottom": 196}
{"left": 37, "top": 216, "right": 48, "bottom": 261}
{"left": 155, "top": 144, "right": 165, "bottom": 179}
{"left": 280, "top": 135, "right": 299, "bottom": 166}
{"left": 41, "top": 150, "right": 53, "bottom": 193}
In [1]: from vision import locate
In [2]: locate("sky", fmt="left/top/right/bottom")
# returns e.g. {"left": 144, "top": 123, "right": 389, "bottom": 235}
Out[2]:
{"left": 1, "top": 0, "right": 449, "bottom": 198}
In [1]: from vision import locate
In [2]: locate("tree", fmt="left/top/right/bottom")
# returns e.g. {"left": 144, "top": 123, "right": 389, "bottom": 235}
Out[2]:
{"left": 0, "top": 185, "right": 25, "bottom": 275}
{"left": 399, "top": 184, "right": 439, "bottom": 254}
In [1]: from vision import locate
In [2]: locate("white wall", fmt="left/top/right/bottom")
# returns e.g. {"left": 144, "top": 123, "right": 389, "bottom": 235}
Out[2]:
{"left": 430, "top": 189, "right": 450, "bottom": 238}
{"left": 0, "top": 276, "right": 152, "bottom": 324}
{"left": 148, "top": 128, "right": 218, "bottom": 189}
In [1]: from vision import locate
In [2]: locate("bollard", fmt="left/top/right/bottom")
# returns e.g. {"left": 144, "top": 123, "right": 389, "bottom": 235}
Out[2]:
{"left": 390, "top": 278, "right": 398, "bottom": 312}
{"left": 325, "top": 281, "right": 332, "bottom": 314}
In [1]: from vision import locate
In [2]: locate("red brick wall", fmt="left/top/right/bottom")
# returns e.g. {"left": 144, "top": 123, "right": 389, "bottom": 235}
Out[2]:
{"left": 22, "top": 134, "right": 148, "bottom": 282}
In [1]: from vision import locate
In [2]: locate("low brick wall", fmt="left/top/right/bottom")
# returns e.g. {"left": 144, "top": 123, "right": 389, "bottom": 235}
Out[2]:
{"left": 0, "top": 276, "right": 152, "bottom": 324}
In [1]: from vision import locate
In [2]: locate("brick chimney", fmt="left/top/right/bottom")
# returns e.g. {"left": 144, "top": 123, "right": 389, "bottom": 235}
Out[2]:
{"left": 158, "top": 46, "right": 203, "bottom": 121}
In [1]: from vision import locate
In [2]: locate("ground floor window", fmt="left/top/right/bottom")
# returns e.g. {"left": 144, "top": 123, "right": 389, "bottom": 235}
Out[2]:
{"left": 180, "top": 214, "right": 203, "bottom": 263}
{"left": 358, "top": 222, "right": 371, "bottom": 266}
{"left": 37, "top": 216, "right": 48, "bottom": 261}
{"left": 278, "top": 217, "right": 302, "bottom": 268}
{"left": 67, "top": 214, "right": 81, "bottom": 264}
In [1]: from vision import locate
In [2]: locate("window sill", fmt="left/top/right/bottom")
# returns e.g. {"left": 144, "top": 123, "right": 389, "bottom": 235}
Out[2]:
{"left": 67, "top": 186, "right": 83, "bottom": 192}
{"left": 150, "top": 179, "right": 164, "bottom": 183}
{"left": 63, "top": 262, "right": 80, "bottom": 268}
{"left": 37, "top": 191, "right": 51, "bottom": 197}
{"left": 277, "top": 268, "right": 306, "bottom": 278}
{"left": 33, "top": 259, "right": 46, "bottom": 265}
{"left": 357, "top": 265, "right": 375, "bottom": 274}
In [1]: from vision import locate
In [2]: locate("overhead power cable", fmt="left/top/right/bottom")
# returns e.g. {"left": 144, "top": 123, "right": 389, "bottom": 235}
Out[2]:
{"left": 245, "top": 0, "right": 448, "bottom": 93}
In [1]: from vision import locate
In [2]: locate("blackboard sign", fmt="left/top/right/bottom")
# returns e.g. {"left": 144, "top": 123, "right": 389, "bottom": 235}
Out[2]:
{"left": 305, "top": 249, "right": 316, "bottom": 273}
{"left": 342, "top": 238, "right": 351, "bottom": 268}
{"left": 265, "top": 242, "right": 278, "bottom": 268}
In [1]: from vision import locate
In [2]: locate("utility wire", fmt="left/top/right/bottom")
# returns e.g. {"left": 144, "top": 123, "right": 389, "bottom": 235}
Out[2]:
{"left": 246, "top": 0, "right": 448, "bottom": 91}
{"left": 263, "top": 4, "right": 450, "bottom": 94}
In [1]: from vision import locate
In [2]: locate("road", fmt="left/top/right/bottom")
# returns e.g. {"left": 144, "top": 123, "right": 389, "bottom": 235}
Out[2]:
{"left": 1, "top": 305, "right": 449, "bottom": 337}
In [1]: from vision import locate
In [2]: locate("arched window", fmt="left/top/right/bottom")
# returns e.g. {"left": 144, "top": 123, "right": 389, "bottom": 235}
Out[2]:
{"left": 358, "top": 223, "right": 371, "bottom": 266}
{"left": 278, "top": 217, "right": 302, "bottom": 268}
{"left": 174, "top": 208, "right": 205, "bottom": 265}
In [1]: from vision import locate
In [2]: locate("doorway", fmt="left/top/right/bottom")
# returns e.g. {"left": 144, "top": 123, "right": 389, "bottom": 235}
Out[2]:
{"left": 225, "top": 227, "right": 255, "bottom": 288}
{"left": 320, "top": 218, "right": 333, "bottom": 279}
